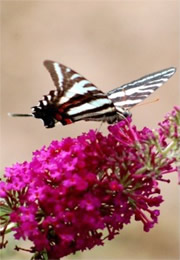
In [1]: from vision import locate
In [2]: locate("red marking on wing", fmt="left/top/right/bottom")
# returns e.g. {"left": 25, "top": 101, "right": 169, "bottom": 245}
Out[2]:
{"left": 55, "top": 114, "right": 62, "bottom": 121}
{"left": 64, "top": 119, "right": 73, "bottom": 124}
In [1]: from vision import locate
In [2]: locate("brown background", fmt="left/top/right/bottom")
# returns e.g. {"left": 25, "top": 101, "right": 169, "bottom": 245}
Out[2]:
{"left": 1, "top": 1, "right": 179, "bottom": 260}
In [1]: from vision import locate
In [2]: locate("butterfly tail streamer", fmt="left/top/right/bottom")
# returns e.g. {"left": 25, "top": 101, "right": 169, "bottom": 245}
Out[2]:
{"left": 8, "top": 113, "right": 33, "bottom": 117}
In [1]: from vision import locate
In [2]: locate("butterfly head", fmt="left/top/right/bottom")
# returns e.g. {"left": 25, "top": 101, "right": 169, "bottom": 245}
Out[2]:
{"left": 115, "top": 106, "right": 132, "bottom": 122}
{"left": 123, "top": 109, "right": 132, "bottom": 118}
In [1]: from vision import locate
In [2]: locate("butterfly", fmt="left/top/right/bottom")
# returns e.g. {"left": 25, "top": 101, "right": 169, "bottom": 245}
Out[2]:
{"left": 10, "top": 60, "right": 176, "bottom": 128}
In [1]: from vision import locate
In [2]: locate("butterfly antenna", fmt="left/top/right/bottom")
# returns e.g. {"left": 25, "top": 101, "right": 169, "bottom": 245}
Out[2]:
{"left": 129, "top": 98, "right": 160, "bottom": 110}
{"left": 8, "top": 113, "right": 33, "bottom": 117}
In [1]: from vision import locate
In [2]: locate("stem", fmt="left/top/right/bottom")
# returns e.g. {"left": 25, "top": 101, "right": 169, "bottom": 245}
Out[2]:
{"left": 161, "top": 140, "right": 177, "bottom": 157}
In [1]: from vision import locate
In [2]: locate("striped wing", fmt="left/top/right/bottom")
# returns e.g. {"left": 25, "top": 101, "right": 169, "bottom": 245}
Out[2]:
{"left": 107, "top": 67, "right": 176, "bottom": 110}
{"left": 32, "top": 60, "right": 116, "bottom": 127}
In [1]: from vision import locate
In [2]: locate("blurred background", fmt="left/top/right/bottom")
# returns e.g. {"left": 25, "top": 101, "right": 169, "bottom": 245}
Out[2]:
{"left": 1, "top": 1, "right": 179, "bottom": 259}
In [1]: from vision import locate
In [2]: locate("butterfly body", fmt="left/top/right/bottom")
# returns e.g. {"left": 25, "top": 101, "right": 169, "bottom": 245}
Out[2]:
{"left": 10, "top": 60, "right": 176, "bottom": 128}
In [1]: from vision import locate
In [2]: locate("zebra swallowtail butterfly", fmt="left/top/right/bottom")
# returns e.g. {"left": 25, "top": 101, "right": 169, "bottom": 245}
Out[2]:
{"left": 10, "top": 60, "right": 176, "bottom": 128}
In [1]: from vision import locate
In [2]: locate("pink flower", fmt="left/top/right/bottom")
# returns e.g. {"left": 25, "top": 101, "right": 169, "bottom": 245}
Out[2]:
{"left": 0, "top": 106, "right": 179, "bottom": 259}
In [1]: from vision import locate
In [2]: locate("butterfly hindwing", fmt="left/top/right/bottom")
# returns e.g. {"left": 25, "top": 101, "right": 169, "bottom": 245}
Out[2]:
{"left": 33, "top": 60, "right": 117, "bottom": 127}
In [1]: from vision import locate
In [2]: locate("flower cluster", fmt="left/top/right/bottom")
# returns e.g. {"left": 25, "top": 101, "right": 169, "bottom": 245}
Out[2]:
{"left": 0, "top": 106, "right": 179, "bottom": 260}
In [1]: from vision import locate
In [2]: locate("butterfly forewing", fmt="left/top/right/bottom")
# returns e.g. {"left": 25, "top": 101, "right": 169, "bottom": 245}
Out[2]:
{"left": 107, "top": 67, "right": 176, "bottom": 109}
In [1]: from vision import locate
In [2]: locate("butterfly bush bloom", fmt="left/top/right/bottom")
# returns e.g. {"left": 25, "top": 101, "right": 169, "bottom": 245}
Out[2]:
{"left": 0, "top": 106, "right": 180, "bottom": 260}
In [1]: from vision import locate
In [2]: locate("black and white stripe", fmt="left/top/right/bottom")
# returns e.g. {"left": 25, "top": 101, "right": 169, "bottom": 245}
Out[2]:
{"left": 10, "top": 60, "right": 176, "bottom": 128}
{"left": 107, "top": 67, "right": 176, "bottom": 109}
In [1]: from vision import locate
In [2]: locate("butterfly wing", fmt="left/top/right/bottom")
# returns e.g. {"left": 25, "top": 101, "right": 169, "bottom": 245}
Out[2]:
{"left": 107, "top": 67, "right": 176, "bottom": 110}
{"left": 32, "top": 60, "right": 116, "bottom": 127}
